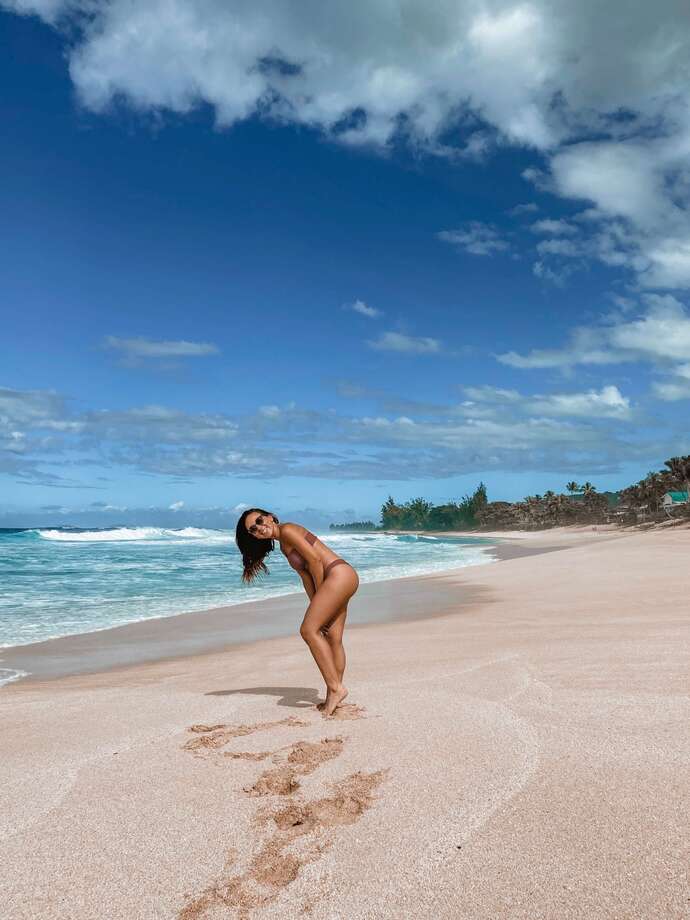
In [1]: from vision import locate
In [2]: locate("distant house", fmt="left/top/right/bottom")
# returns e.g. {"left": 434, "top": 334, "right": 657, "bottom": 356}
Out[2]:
{"left": 662, "top": 491, "right": 689, "bottom": 508}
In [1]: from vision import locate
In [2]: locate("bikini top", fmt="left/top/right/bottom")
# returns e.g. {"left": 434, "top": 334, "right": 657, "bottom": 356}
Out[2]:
{"left": 285, "top": 530, "right": 317, "bottom": 572}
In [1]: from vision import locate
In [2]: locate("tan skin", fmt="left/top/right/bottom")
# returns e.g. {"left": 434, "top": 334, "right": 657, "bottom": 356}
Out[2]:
{"left": 245, "top": 513, "right": 359, "bottom": 717}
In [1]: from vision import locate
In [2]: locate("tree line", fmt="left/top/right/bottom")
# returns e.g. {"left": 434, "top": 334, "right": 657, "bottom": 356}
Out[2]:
{"left": 328, "top": 454, "right": 690, "bottom": 532}
{"left": 329, "top": 520, "right": 377, "bottom": 531}
{"left": 379, "top": 484, "right": 488, "bottom": 530}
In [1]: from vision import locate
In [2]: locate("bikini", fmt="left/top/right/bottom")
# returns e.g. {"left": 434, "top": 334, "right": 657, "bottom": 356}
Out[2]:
{"left": 285, "top": 530, "right": 351, "bottom": 578}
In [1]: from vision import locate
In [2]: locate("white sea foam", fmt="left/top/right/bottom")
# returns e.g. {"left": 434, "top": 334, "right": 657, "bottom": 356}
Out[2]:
{"left": 4, "top": 529, "right": 498, "bottom": 650}
{"left": 37, "top": 526, "right": 231, "bottom": 543}
{"left": 0, "top": 668, "right": 29, "bottom": 688}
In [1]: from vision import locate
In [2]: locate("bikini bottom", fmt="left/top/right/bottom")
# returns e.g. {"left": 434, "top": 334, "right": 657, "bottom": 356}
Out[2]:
{"left": 324, "top": 558, "right": 351, "bottom": 578}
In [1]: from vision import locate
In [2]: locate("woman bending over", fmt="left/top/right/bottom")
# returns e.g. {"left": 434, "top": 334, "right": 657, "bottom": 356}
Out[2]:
{"left": 235, "top": 508, "right": 359, "bottom": 717}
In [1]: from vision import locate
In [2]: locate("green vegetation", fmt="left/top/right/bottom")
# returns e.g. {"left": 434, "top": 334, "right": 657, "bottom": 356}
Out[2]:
{"left": 380, "top": 483, "right": 487, "bottom": 531}
{"left": 618, "top": 455, "right": 690, "bottom": 514}
{"left": 328, "top": 520, "right": 378, "bottom": 531}
{"left": 329, "top": 453, "right": 690, "bottom": 533}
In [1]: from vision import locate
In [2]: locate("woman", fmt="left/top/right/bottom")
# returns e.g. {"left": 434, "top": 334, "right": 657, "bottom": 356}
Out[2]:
{"left": 235, "top": 508, "right": 359, "bottom": 717}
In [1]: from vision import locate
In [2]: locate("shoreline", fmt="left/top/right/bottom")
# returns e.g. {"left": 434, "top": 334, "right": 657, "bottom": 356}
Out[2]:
{"left": 0, "top": 532, "right": 574, "bottom": 687}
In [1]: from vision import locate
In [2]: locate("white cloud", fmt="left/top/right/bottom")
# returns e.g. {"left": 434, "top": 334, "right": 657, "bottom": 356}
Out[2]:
{"left": 550, "top": 142, "right": 664, "bottom": 228}
{"left": 546, "top": 138, "right": 690, "bottom": 288}
{"left": 536, "top": 238, "right": 582, "bottom": 257}
{"left": 9, "top": 0, "right": 690, "bottom": 288}
{"left": 2, "top": 0, "right": 72, "bottom": 22}
{"left": 169, "top": 500, "right": 184, "bottom": 511}
{"left": 532, "top": 260, "right": 575, "bottom": 286}
{"left": 366, "top": 331, "right": 441, "bottom": 354}
{"left": 7, "top": 0, "right": 678, "bottom": 157}
{"left": 508, "top": 202, "right": 539, "bottom": 216}
{"left": 0, "top": 382, "right": 679, "bottom": 482}
{"left": 653, "top": 379, "right": 690, "bottom": 401}
{"left": 530, "top": 386, "right": 631, "bottom": 419}
{"left": 497, "top": 296, "right": 690, "bottom": 391}
{"left": 531, "top": 219, "right": 577, "bottom": 235}
{"left": 233, "top": 502, "right": 250, "bottom": 513}
{"left": 103, "top": 336, "right": 219, "bottom": 358}
{"left": 607, "top": 295, "right": 690, "bottom": 362}
{"left": 347, "top": 299, "right": 382, "bottom": 319}
{"left": 438, "top": 223, "right": 509, "bottom": 256}
{"left": 463, "top": 384, "right": 632, "bottom": 420}
{"left": 497, "top": 325, "right": 626, "bottom": 369}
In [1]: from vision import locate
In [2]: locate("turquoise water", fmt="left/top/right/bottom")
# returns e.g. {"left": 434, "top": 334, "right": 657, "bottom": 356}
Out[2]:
{"left": 0, "top": 526, "right": 496, "bottom": 672}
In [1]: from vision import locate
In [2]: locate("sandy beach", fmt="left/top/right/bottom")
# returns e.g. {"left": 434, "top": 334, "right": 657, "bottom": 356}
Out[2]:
{"left": 2, "top": 524, "right": 689, "bottom": 919}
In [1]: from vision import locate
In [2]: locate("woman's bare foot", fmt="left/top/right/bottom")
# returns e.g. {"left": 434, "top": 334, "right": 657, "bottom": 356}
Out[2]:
{"left": 316, "top": 675, "right": 344, "bottom": 710}
{"left": 322, "top": 685, "right": 348, "bottom": 717}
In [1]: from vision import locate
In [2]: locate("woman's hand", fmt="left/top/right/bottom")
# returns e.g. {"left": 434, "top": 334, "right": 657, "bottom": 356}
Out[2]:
{"left": 310, "top": 558, "right": 325, "bottom": 591}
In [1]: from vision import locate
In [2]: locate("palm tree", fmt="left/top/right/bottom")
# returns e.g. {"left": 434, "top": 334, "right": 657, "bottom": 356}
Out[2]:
{"left": 642, "top": 472, "right": 665, "bottom": 513}
{"left": 581, "top": 482, "right": 597, "bottom": 495}
{"left": 566, "top": 481, "right": 581, "bottom": 493}
{"left": 664, "top": 456, "right": 690, "bottom": 500}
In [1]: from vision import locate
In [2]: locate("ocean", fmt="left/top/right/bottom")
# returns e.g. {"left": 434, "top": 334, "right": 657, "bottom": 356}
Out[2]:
{"left": 0, "top": 526, "right": 496, "bottom": 684}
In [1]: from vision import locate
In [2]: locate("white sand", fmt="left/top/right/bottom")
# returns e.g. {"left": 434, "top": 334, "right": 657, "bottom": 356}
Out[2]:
{"left": 1, "top": 525, "right": 688, "bottom": 919}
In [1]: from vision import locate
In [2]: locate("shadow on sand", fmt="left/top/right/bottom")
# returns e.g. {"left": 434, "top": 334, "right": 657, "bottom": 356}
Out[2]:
{"left": 205, "top": 686, "right": 322, "bottom": 708}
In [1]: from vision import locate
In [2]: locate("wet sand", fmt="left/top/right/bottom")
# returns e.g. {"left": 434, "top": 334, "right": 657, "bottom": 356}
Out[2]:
{"left": 1, "top": 524, "right": 688, "bottom": 919}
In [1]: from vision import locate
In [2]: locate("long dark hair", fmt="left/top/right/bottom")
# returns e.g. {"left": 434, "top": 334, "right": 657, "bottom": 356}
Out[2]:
{"left": 235, "top": 508, "right": 280, "bottom": 583}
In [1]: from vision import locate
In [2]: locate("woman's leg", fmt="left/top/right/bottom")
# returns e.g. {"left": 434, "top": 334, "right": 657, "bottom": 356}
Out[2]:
{"left": 327, "top": 606, "right": 347, "bottom": 680}
{"left": 300, "top": 570, "right": 357, "bottom": 715}
{"left": 316, "top": 605, "right": 348, "bottom": 709}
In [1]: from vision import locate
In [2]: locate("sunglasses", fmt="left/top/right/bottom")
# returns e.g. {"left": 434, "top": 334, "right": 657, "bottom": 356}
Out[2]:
{"left": 247, "top": 514, "right": 272, "bottom": 535}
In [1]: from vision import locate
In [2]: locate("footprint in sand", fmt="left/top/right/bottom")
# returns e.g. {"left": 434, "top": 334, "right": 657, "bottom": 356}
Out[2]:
{"left": 184, "top": 706, "right": 366, "bottom": 755}
{"left": 183, "top": 716, "right": 310, "bottom": 753}
{"left": 179, "top": 769, "right": 388, "bottom": 920}
{"left": 180, "top": 709, "right": 383, "bottom": 919}
{"left": 244, "top": 736, "right": 344, "bottom": 796}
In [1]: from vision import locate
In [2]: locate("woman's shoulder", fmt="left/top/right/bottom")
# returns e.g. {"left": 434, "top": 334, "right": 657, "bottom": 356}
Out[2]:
{"left": 281, "top": 523, "right": 318, "bottom": 545}
{"left": 280, "top": 522, "right": 305, "bottom": 538}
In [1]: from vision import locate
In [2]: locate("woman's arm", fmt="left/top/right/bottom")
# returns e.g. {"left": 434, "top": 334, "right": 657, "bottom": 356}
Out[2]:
{"left": 300, "top": 572, "right": 316, "bottom": 600}
{"left": 282, "top": 524, "right": 325, "bottom": 590}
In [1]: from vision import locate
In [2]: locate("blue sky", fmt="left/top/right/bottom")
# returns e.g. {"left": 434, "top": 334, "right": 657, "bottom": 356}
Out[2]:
{"left": 2, "top": 2, "right": 690, "bottom": 528}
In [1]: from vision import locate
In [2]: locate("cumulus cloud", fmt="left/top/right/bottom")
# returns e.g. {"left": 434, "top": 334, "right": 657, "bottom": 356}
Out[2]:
{"left": 540, "top": 136, "right": 690, "bottom": 288}
{"left": 437, "top": 223, "right": 509, "bottom": 256}
{"left": 366, "top": 331, "right": 441, "bottom": 354}
{"left": 103, "top": 336, "right": 219, "bottom": 359}
{"left": 169, "top": 500, "right": 184, "bottom": 511}
{"left": 499, "top": 294, "right": 690, "bottom": 370}
{"left": 346, "top": 299, "right": 382, "bottom": 319}
{"left": 8, "top": 0, "right": 690, "bottom": 287}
